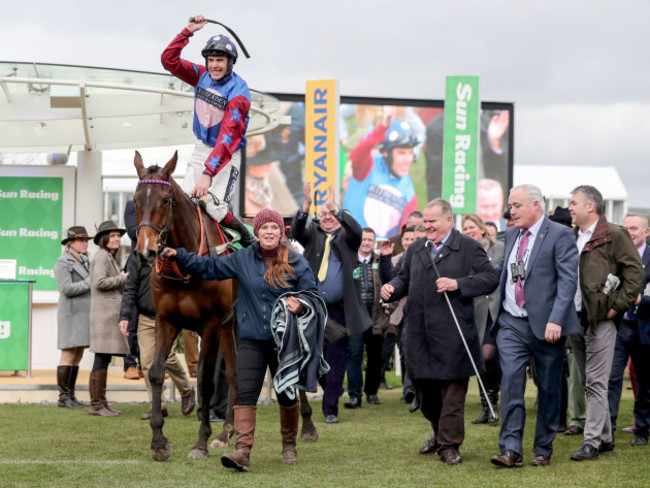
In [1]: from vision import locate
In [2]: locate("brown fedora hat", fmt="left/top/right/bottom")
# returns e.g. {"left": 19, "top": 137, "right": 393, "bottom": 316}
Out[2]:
{"left": 93, "top": 220, "right": 126, "bottom": 245}
{"left": 61, "top": 226, "right": 93, "bottom": 245}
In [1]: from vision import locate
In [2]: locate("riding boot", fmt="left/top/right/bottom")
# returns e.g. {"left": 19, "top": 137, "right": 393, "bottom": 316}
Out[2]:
{"left": 487, "top": 388, "right": 499, "bottom": 423}
{"left": 472, "top": 378, "right": 490, "bottom": 424}
{"left": 68, "top": 365, "right": 87, "bottom": 408}
{"left": 279, "top": 403, "right": 299, "bottom": 464}
{"left": 57, "top": 365, "right": 75, "bottom": 408}
{"left": 94, "top": 369, "right": 122, "bottom": 415}
{"left": 223, "top": 214, "right": 257, "bottom": 248}
{"left": 221, "top": 405, "right": 256, "bottom": 472}
{"left": 88, "top": 370, "right": 119, "bottom": 417}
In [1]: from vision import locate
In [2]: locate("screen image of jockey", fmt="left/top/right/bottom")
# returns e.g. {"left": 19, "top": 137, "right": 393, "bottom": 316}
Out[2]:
{"left": 161, "top": 14, "right": 256, "bottom": 246}
{"left": 343, "top": 108, "right": 420, "bottom": 239}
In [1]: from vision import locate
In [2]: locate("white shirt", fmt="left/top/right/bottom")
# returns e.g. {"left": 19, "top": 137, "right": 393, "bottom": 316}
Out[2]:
{"left": 574, "top": 219, "right": 598, "bottom": 312}
{"left": 503, "top": 214, "right": 545, "bottom": 317}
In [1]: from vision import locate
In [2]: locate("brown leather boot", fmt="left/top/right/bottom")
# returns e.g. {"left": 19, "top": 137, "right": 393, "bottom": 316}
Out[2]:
{"left": 88, "top": 370, "right": 119, "bottom": 417}
{"left": 279, "top": 403, "right": 299, "bottom": 464}
{"left": 94, "top": 369, "right": 122, "bottom": 415}
{"left": 221, "top": 405, "right": 256, "bottom": 472}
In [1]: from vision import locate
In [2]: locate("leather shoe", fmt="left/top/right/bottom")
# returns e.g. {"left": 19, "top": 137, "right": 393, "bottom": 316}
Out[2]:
{"left": 124, "top": 367, "right": 140, "bottom": 380}
{"left": 490, "top": 450, "right": 523, "bottom": 468}
{"left": 418, "top": 435, "right": 440, "bottom": 454}
{"left": 379, "top": 382, "right": 393, "bottom": 390}
{"left": 209, "top": 411, "right": 224, "bottom": 422}
{"left": 344, "top": 397, "right": 362, "bottom": 409}
{"left": 181, "top": 387, "right": 196, "bottom": 416}
{"left": 631, "top": 435, "right": 648, "bottom": 446}
{"left": 141, "top": 408, "right": 168, "bottom": 420}
{"left": 366, "top": 394, "right": 381, "bottom": 405}
{"left": 570, "top": 443, "right": 599, "bottom": 461}
{"left": 409, "top": 396, "right": 420, "bottom": 413}
{"left": 599, "top": 440, "right": 615, "bottom": 454}
{"left": 404, "top": 391, "right": 415, "bottom": 404}
{"left": 440, "top": 449, "right": 461, "bottom": 465}
{"left": 564, "top": 425, "right": 583, "bottom": 436}
{"left": 531, "top": 455, "right": 550, "bottom": 466}
{"left": 324, "top": 414, "right": 339, "bottom": 424}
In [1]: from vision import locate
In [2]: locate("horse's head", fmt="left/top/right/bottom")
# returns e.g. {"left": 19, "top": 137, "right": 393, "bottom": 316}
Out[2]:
{"left": 133, "top": 151, "right": 177, "bottom": 267}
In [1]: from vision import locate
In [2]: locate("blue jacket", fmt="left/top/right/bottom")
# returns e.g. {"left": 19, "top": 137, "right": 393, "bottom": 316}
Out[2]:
{"left": 175, "top": 242, "right": 317, "bottom": 341}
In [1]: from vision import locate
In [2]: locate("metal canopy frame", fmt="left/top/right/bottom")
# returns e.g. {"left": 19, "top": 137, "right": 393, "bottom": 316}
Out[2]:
{"left": 0, "top": 62, "right": 289, "bottom": 153}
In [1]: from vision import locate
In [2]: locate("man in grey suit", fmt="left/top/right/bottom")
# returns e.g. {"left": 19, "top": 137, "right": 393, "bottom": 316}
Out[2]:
{"left": 490, "top": 184, "right": 580, "bottom": 468}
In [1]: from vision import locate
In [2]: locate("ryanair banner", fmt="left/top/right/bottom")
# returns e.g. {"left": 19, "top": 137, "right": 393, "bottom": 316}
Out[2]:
{"left": 305, "top": 79, "right": 339, "bottom": 214}
{"left": 442, "top": 76, "right": 480, "bottom": 213}
{"left": 0, "top": 177, "right": 63, "bottom": 291}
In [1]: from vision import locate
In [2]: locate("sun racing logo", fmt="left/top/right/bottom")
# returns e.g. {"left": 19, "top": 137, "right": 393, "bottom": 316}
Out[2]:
{"left": 0, "top": 321, "right": 10, "bottom": 339}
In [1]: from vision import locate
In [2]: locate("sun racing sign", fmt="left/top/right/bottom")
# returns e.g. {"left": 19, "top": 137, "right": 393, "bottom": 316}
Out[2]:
{"left": 305, "top": 79, "right": 339, "bottom": 213}
{"left": 442, "top": 76, "right": 480, "bottom": 214}
{"left": 0, "top": 177, "right": 63, "bottom": 291}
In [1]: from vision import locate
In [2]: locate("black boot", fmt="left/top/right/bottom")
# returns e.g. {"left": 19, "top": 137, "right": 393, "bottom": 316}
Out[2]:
{"left": 69, "top": 366, "right": 87, "bottom": 408}
{"left": 472, "top": 380, "right": 490, "bottom": 424}
{"left": 224, "top": 214, "right": 257, "bottom": 247}
{"left": 57, "top": 366, "right": 75, "bottom": 408}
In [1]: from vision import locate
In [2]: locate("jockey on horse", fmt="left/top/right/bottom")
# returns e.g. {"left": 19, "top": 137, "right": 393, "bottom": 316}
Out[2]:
{"left": 162, "top": 13, "right": 256, "bottom": 247}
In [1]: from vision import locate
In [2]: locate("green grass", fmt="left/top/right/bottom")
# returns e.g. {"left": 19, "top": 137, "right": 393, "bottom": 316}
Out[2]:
{"left": 0, "top": 376, "right": 646, "bottom": 488}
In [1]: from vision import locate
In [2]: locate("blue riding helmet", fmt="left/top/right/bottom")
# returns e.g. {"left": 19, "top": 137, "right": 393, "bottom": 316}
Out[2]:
{"left": 201, "top": 34, "right": 238, "bottom": 63}
{"left": 378, "top": 119, "right": 419, "bottom": 153}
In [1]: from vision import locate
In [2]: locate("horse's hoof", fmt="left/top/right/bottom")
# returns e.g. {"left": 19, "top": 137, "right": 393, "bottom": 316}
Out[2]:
{"left": 151, "top": 442, "right": 172, "bottom": 461}
{"left": 301, "top": 429, "right": 319, "bottom": 442}
{"left": 211, "top": 437, "right": 230, "bottom": 449}
{"left": 187, "top": 448, "right": 209, "bottom": 459}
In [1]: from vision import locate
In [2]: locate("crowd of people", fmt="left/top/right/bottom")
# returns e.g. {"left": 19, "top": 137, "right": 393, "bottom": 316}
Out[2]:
{"left": 50, "top": 13, "right": 648, "bottom": 474}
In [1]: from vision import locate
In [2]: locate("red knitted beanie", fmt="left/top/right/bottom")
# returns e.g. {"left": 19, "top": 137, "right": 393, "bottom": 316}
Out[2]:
{"left": 253, "top": 208, "right": 285, "bottom": 237}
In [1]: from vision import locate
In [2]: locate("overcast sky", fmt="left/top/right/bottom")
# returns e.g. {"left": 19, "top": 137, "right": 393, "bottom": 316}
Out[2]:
{"left": 2, "top": 0, "right": 649, "bottom": 206}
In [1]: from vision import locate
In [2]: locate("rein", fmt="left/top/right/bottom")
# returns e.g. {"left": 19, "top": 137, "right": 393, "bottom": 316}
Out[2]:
{"left": 136, "top": 178, "right": 217, "bottom": 283}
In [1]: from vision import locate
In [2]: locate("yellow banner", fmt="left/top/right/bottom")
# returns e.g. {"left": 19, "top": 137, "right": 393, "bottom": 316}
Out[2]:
{"left": 305, "top": 79, "right": 339, "bottom": 214}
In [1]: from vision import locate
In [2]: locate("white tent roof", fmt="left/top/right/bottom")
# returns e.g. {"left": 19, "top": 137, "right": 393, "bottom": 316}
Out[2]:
{"left": 0, "top": 61, "right": 287, "bottom": 153}
{"left": 514, "top": 165, "right": 628, "bottom": 200}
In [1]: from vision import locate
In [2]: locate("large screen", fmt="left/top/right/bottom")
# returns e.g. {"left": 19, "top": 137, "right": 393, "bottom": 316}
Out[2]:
{"left": 240, "top": 95, "right": 513, "bottom": 238}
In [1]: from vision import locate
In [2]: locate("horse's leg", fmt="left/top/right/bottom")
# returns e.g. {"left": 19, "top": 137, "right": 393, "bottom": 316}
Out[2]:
{"left": 150, "top": 318, "right": 178, "bottom": 461}
{"left": 212, "top": 320, "right": 237, "bottom": 448}
{"left": 299, "top": 390, "right": 319, "bottom": 442}
{"left": 187, "top": 322, "right": 218, "bottom": 458}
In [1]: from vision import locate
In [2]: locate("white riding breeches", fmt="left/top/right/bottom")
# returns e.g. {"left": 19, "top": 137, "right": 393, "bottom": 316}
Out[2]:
{"left": 181, "top": 140, "right": 242, "bottom": 222}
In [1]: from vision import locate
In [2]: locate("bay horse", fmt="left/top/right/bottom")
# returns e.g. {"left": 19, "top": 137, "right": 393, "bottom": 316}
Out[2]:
{"left": 133, "top": 151, "right": 238, "bottom": 461}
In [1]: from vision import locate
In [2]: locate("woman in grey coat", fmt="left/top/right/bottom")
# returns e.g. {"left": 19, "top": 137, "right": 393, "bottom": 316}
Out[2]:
{"left": 462, "top": 214, "right": 505, "bottom": 424}
{"left": 54, "top": 226, "right": 93, "bottom": 409}
{"left": 88, "top": 221, "right": 128, "bottom": 417}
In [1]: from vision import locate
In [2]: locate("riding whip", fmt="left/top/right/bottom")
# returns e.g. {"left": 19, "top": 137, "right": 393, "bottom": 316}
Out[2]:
{"left": 425, "top": 240, "right": 497, "bottom": 419}
{"left": 189, "top": 17, "right": 251, "bottom": 58}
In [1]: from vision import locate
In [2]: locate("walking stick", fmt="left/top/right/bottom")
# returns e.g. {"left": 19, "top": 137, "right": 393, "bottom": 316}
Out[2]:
{"left": 189, "top": 17, "right": 251, "bottom": 59}
{"left": 425, "top": 240, "right": 497, "bottom": 419}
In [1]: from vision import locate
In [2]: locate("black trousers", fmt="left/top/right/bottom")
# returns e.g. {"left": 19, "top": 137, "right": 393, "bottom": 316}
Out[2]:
{"left": 236, "top": 339, "right": 296, "bottom": 407}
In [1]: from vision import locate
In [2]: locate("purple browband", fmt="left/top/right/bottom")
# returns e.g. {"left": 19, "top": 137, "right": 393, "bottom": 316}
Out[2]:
{"left": 138, "top": 179, "right": 171, "bottom": 187}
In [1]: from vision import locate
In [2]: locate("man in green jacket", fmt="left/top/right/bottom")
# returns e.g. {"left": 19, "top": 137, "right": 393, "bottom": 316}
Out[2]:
{"left": 568, "top": 185, "right": 644, "bottom": 461}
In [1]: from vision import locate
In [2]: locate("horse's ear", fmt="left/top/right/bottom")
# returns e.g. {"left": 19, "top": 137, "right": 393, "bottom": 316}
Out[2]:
{"left": 134, "top": 151, "right": 146, "bottom": 179}
{"left": 161, "top": 151, "right": 178, "bottom": 181}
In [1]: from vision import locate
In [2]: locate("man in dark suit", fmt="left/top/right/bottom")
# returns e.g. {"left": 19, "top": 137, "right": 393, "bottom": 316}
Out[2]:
{"left": 381, "top": 198, "right": 499, "bottom": 465}
{"left": 490, "top": 184, "right": 580, "bottom": 468}
{"left": 292, "top": 182, "right": 372, "bottom": 424}
{"left": 607, "top": 213, "right": 650, "bottom": 447}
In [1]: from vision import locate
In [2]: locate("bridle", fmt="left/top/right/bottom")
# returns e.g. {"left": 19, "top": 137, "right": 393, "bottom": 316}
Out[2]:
{"left": 136, "top": 179, "right": 174, "bottom": 253}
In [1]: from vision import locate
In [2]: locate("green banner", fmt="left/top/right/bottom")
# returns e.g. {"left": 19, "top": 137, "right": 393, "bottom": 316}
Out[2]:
{"left": 0, "top": 177, "right": 63, "bottom": 291}
{"left": 442, "top": 76, "right": 480, "bottom": 213}
{"left": 0, "top": 281, "right": 30, "bottom": 371}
